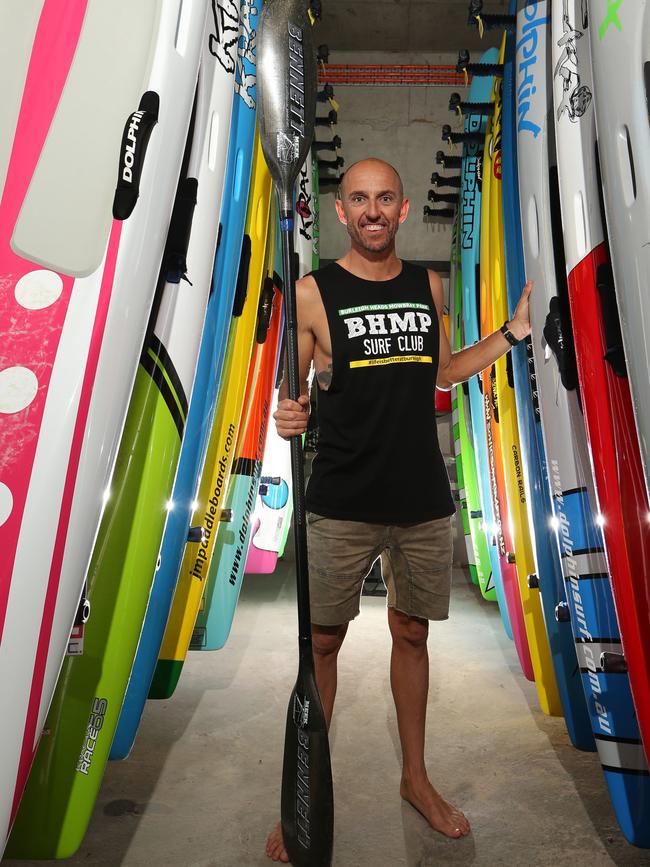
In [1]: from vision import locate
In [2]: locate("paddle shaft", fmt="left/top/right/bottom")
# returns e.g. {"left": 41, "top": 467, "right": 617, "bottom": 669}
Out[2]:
{"left": 278, "top": 194, "right": 333, "bottom": 867}
{"left": 279, "top": 205, "right": 313, "bottom": 650}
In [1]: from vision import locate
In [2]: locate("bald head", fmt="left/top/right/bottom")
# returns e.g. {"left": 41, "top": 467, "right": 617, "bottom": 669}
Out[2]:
{"left": 339, "top": 158, "right": 404, "bottom": 201}
{"left": 334, "top": 157, "right": 409, "bottom": 255}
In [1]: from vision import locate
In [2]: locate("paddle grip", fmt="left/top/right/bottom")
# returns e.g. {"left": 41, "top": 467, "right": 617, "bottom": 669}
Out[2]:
{"left": 280, "top": 210, "right": 315, "bottom": 646}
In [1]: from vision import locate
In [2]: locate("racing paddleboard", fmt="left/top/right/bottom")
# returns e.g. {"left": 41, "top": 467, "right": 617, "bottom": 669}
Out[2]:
{"left": 589, "top": 1, "right": 650, "bottom": 507}
{"left": 0, "top": 1, "right": 205, "bottom": 854}
{"left": 108, "top": 4, "right": 242, "bottom": 762}
{"left": 553, "top": 0, "right": 650, "bottom": 767}
{"left": 191, "top": 246, "right": 283, "bottom": 649}
{"left": 6, "top": 23, "right": 242, "bottom": 857}
{"left": 516, "top": 0, "right": 650, "bottom": 845}
{"left": 449, "top": 218, "right": 477, "bottom": 584}
{"left": 458, "top": 48, "right": 512, "bottom": 636}
{"left": 139, "top": 0, "right": 259, "bottom": 699}
{"left": 7, "top": 140, "right": 207, "bottom": 864}
{"left": 150, "top": 130, "right": 272, "bottom": 698}
{"left": 496, "top": 0, "right": 594, "bottom": 750}
{"left": 485, "top": 37, "right": 560, "bottom": 709}
{"left": 244, "top": 383, "right": 292, "bottom": 574}
{"left": 478, "top": 57, "right": 533, "bottom": 676}
{"left": 245, "top": 216, "right": 292, "bottom": 576}
{"left": 450, "top": 214, "right": 495, "bottom": 598}
{"left": 295, "top": 154, "right": 316, "bottom": 276}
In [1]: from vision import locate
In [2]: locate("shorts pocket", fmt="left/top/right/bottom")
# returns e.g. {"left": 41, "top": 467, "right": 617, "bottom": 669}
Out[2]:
{"left": 307, "top": 515, "right": 382, "bottom": 580}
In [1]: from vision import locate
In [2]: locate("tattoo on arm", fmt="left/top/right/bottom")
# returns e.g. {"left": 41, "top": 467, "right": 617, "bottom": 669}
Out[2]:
{"left": 316, "top": 363, "right": 333, "bottom": 390}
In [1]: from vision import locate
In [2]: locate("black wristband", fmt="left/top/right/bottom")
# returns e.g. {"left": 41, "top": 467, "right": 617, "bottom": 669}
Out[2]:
{"left": 500, "top": 320, "right": 520, "bottom": 347}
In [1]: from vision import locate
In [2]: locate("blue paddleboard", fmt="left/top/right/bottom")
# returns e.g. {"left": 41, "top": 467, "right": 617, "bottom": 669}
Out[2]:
{"left": 191, "top": 216, "right": 284, "bottom": 650}
{"left": 111, "top": 0, "right": 258, "bottom": 760}
{"left": 459, "top": 48, "right": 512, "bottom": 637}
{"left": 515, "top": 0, "right": 650, "bottom": 844}
{"left": 500, "top": 0, "right": 593, "bottom": 752}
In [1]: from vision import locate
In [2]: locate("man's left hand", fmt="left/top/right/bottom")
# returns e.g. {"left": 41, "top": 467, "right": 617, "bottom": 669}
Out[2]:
{"left": 508, "top": 279, "right": 533, "bottom": 341}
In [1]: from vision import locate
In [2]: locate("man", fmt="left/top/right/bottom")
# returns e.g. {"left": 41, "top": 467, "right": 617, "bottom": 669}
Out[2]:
{"left": 266, "top": 158, "right": 532, "bottom": 861}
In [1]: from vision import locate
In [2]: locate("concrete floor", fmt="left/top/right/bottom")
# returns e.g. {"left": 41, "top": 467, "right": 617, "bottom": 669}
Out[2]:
{"left": 4, "top": 551, "right": 650, "bottom": 867}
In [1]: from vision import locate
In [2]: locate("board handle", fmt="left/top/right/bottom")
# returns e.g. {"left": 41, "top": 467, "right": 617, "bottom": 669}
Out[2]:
{"left": 112, "top": 91, "right": 160, "bottom": 220}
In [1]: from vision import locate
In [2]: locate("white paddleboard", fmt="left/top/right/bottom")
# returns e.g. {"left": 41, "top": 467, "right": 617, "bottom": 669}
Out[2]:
{"left": 0, "top": 0, "right": 206, "bottom": 850}
{"left": 246, "top": 386, "right": 292, "bottom": 573}
{"left": 589, "top": 0, "right": 650, "bottom": 499}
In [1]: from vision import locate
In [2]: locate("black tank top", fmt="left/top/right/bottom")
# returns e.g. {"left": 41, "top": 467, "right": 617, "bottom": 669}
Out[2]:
{"left": 306, "top": 261, "right": 454, "bottom": 524}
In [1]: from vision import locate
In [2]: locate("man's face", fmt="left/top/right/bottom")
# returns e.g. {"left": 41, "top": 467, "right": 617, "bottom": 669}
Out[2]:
{"left": 335, "top": 163, "right": 409, "bottom": 254}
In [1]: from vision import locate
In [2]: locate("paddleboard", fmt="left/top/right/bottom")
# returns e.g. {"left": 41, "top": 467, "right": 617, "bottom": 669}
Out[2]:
{"left": 141, "top": 0, "right": 259, "bottom": 696}
{"left": 478, "top": 61, "right": 533, "bottom": 676}
{"left": 295, "top": 154, "right": 316, "bottom": 276}
{"left": 245, "top": 385, "right": 292, "bottom": 574}
{"left": 108, "top": 4, "right": 242, "bottom": 762}
{"left": 279, "top": 152, "right": 321, "bottom": 563}
{"left": 150, "top": 130, "right": 273, "bottom": 699}
{"left": 450, "top": 218, "right": 494, "bottom": 596}
{"left": 552, "top": 0, "right": 650, "bottom": 766}
{"left": 0, "top": 1, "right": 205, "bottom": 853}
{"left": 588, "top": 1, "right": 650, "bottom": 504}
{"left": 245, "top": 217, "right": 292, "bottom": 576}
{"left": 516, "top": 0, "right": 650, "bottom": 845}
{"left": 458, "top": 48, "right": 513, "bottom": 636}
{"left": 500, "top": 0, "right": 594, "bottom": 751}
{"left": 449, "top": 218, "right": 477, "bottom": 584}
{"left": 191, "top": 245, "right": 283, "bottom": 649}
{"left": 247, "top": 150, "right": 322, "bottom": 575}
{"left": 486, "top": 37, "right": 560, "bottom": 710}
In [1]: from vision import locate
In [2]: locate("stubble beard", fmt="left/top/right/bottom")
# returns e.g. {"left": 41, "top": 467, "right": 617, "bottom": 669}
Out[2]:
{"left": 347, "top": 220, "right": 397, "bottom": 254}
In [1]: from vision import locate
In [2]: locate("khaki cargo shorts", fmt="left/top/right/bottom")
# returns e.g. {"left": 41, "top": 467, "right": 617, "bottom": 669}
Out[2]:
{"left": 307, "top": 512, "right": 453, "bottom": 626}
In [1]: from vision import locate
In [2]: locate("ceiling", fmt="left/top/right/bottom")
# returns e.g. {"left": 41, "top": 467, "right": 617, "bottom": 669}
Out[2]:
{"left": 315, "top": 0, "right": 509, "bottom": 52}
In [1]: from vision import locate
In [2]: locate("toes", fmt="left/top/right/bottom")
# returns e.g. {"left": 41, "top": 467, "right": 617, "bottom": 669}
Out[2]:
{"left": 266, "top": 835, "right": 282, "bottom": 860}
{"left": 266, "top": 823, "right": 286, "bottom": 861}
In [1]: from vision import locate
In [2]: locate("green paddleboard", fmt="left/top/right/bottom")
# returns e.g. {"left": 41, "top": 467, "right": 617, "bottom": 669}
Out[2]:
{"left": 448, "top": 218, "right": 477, "bottom": 584}
{"left": 450, "top": 216, "right": 495, "bottom": 601}
{"left": 6, "top": 338, "right": 187, "bottom": 858}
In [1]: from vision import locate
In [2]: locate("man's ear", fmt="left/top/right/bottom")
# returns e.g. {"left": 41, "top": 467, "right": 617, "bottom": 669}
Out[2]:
{"left": 335, "top": 197, "right": 348, "bottom": 225}
{"left": 398, "top": 197, "right": 410, "bottom": 225}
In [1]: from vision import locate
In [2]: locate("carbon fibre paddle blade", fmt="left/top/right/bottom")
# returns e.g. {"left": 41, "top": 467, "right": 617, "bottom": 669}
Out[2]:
{"left": 257, "top": 0, "right": 317, "bottom": 212}
{"left": 257, "top": 3, "right": 334, "bottom": 865}
{"left": 281, "top": 653, "right": 334, "bottom": 867}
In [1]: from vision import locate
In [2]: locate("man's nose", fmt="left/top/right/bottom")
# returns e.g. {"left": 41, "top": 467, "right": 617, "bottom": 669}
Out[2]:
{"left": 365, "top": 198, "right": 380, "bottom": 218}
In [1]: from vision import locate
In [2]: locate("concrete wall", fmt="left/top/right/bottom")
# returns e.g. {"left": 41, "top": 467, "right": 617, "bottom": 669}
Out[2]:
{"left": 315, "top": 0, "right": 506, "bottom": 52}
{"left": 318, "top": 50, "right": 466, "bottom": 274}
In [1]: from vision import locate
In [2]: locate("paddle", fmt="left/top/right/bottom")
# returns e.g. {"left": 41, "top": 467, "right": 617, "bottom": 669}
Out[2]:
{"left": 257, "top": 3, "right": 334, "bottom": 866}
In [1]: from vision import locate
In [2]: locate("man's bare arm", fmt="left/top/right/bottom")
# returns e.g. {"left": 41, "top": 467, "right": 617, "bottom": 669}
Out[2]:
{"left": 429, "top": 270, "right": 533, "bottom": 389}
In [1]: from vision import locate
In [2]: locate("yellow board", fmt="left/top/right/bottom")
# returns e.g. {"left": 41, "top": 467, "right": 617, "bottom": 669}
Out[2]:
{"left": 155, "top": 131, "right": 273, "bottom": 687}
{"left": 488, "top": 38, "right": 561, "bottom": 716}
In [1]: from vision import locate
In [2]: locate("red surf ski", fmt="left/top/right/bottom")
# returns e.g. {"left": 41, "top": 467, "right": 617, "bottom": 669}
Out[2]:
{"left": 552, "top": 5, "right": 650, "bottom": 763}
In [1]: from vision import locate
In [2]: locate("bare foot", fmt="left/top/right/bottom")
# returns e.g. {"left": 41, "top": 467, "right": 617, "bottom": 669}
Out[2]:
{"left": 265, "top": 821, "right": 290, "bottom": 862}
{"left": 400, "top": 776, "right": 471, "bottom": 838}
